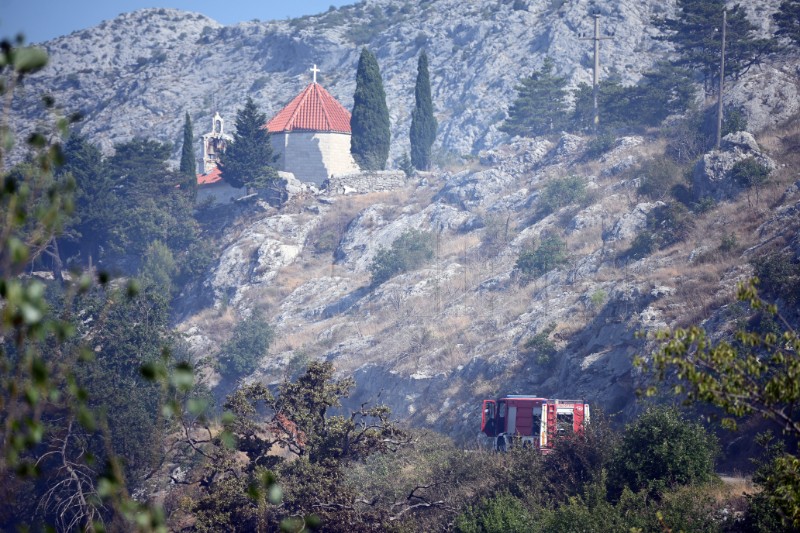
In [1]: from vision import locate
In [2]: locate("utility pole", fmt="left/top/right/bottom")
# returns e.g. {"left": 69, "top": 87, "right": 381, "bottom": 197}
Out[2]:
{"left": 715, "top": 9, "right": 727, "bottom": 150}
{"left": 581, "top": 13, "right": 614, "bottom": 131}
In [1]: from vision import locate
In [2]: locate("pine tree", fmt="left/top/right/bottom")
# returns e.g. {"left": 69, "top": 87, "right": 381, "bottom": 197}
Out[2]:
{"left": 654, "top": 0, "right": 776, "bottom": 94}
{"left": 59, "top": 135, "right": 114, "bottom": 262}
{"left": 410, "top": 51, "right": 437, "bottom": 171}
{"left": 774, "top": 0, "right": 800, "bottom": 47}
{"left": 500, "top": 57, "right": 568, "bottom": 138}
{"left": 218, "top": 96, "right": 277, "bottom": 189}
{"left": 350, "top": 47, "right": 391, "bottom": 171}
{"left": 571, "top": 63, "right": 694, "bottom": 132}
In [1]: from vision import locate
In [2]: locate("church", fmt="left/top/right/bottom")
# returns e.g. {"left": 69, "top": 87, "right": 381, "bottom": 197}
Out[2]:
{"left": 266, "top": 65, "right": 359, "bottom": 186}
{"left": 196, "top": 65, "right": 358, "bottom": 202}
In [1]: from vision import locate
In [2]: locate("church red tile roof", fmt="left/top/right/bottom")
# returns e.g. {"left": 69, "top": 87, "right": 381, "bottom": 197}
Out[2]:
{"left": 265, "top": 82, "right": 352, "bottom": 134}
{"left": 197, "top": 166, "right": 222, "bottom": 185}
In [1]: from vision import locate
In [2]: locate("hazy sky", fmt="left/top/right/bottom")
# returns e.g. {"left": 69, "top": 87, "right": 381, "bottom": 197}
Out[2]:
{"left": 0, "top": 0, "right": 357, "bottom": 44}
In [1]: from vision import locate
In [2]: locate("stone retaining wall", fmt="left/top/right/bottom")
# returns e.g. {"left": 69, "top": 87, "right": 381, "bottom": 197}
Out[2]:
{"left": 322, "top": 170, "right": 408, "bottom": 195}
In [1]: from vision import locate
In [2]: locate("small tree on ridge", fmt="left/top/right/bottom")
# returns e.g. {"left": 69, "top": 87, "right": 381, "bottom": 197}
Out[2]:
{"left": 410, "top": 50, "right": 437, "bottom": 171}
{"left": 351, "top": 47, "right": 391, "bottom": 171}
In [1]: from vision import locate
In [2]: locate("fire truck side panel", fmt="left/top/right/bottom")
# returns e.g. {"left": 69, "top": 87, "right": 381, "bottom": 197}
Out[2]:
{"left": 507, "top": 405, "right": 517, "bottom": 434}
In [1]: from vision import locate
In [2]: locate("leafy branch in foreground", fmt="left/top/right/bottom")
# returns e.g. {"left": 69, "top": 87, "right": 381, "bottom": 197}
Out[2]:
{"left": 0, "top": 36, "right": 189, "bottom": 532}
{"left": 638, "top": 278, "right": 800, "bottom": 526}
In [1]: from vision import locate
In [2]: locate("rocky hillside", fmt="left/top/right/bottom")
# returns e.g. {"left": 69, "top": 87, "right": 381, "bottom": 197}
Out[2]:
{"left": 11, "top": 0, "right": 800, "bottom": 444}
{"left": 179, "top": 123, "right": 800, "bottom": 443}
{"left": 11, "top": 0, "right": 794, "bottom": 164}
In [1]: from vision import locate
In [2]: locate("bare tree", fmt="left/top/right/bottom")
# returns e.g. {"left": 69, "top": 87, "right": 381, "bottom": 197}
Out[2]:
{"left": 36, "top": 419, "right": 106, "bottom": 532}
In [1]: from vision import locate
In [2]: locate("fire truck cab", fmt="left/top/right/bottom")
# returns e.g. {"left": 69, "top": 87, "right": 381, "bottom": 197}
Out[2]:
{"left": 480, "top": 396, "right": 589, "bottom": 452}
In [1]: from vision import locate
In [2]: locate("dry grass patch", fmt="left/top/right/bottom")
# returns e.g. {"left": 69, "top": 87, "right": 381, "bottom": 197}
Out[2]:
{"left": 271, "top": 321, "right": 333, "bottom": 354}
{"left": 188, "top": 306, "right": 238, "bottom": 341}
{"left": 438, "top": 232, "right": 481, "bottom": 259}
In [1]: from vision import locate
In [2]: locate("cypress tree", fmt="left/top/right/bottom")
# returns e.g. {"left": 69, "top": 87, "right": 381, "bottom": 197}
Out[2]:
{"left": 179, "top": 112, "right": 196, "bottom": 178}
{"left": 350, "top": 47, "right": 391, "bottom": 171}
{"left": 410, "top": 51, "right": 437, "bottom": 171}
{"left": 179, "top": 112, "right": 197, "bottom": 201}
{"left": 218, "top": 97, "right": 277, "bottom": 189}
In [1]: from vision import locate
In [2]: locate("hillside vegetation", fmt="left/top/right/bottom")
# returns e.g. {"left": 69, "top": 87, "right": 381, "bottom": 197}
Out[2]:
{"left": 2, "top": 0, "right": 800, "bottom": 530}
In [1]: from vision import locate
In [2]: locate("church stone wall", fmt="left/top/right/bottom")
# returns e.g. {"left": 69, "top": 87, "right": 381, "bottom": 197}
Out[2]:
{"left": 322, "top": 170, "right": 407, "bottom": 195}
{"left": 270, "top": 132, "right": 358, "bottom": 186}
{"left": 197, "top": 182, "right": 243, "bottom": 206}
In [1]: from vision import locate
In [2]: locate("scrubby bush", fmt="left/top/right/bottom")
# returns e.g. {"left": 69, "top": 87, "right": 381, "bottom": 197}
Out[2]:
{"left": 636, "top": 157, "right": 683, "bottom": 201}
{"left": 741, "top": 433, "right": 800, "bottom": 532}
{"left": 731, "top": 157, "right": 771, "bottom": 206}
{"left": 455, "top": 492, "right": 534, "bottom": 533}
{"left": 751, "top": 252, "right": 800, "bottom": 308}
{"left": 523, "top": 323, "right": 557, "bottom": 367}
{"left": 607, "top": 407, "right": 719, "bottom": 499}
{"left": 623, "top": 202, "right": 694, "bottom": 260}
{"left": 218, "top": 310, "right": 274, "bottom": 378}
{"left": 538, "top": 175, "right": 587, "bottom": 215}
{"left": 650, "top": 202, "right": 694, "bottom": 246}
{"left": 583, "top": 133, "right": 616, "bottom": 160}
{"left": 625, "top": 231, "right": 656, "bottom": 261}
{"left": 515, "top": 236, "right": 568, "bottom": 283}
{"left": 369, "top": 229, "right": 434, "bottom": 286}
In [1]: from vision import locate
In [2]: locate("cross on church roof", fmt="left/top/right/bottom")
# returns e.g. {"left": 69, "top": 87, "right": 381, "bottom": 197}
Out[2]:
{"left": 310, "top": 64, "right": 320, "bottom": 84}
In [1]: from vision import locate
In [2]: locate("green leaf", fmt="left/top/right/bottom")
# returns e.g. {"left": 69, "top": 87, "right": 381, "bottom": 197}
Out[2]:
{"left": 77, "top": 406, "right": 97, "bottom": 431}
{"left": 187, "top": 398, "right": 208, "bottom": 416}
{"left": 8, "top": 237, "right": 29, "bottom": 265}
{"left": 171, "top": 362, "right": 194, "bottom": 392}
{"left": 30, "top": 357, "right": 47, "bottom": 384}
{"left": 219, "top": 429, "right": 236, "bottom": 449}
{"left": 140, "top": 363, "right": 157, "bottom": 380}
{"left": 268, "top": 484, "right": 283, "bottom": 505}
{"left": 12, "top": 46, "right": 48, "bottom": 73}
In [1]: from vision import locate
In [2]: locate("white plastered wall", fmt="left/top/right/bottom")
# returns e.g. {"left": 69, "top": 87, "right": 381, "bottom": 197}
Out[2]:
{"left": 270, "top": 132, "right": 359, "bottom": 186}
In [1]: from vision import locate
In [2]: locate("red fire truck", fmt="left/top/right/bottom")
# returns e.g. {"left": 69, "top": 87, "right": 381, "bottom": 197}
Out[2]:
{"left": 480, "top": 396, "right": 590, "bottom": 451}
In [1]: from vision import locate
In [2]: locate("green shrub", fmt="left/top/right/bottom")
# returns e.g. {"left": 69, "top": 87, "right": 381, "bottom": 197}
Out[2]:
{"left": 608, "top": 407, "right": 719, "bottom": 499}
{"left": 623, "top": 202, "right": 694, "bottom": 260}
{"left": 742, "top": 433, "right": 800, "bottom": 532}
{"left": 584, "top": 133, "right": 616, "bottom": 160}
{"left": 455, "top": 492, "right": 534, "bottom": 533}
{"left": 538, "top": 175, "right": 587, "bottom": 215}
{"left": 515, "top": 236, "right": 568, "bottom": 283}
{"left": 691, "top": 196, "right": 717, "bottom": 214}
{"left": 523, "top": 323, "right": 557, "bottom": 366}
{"left": 590, "top": 289, "right": 607, "bottom": 308}
{"left": 751, "top": 252, "right": 800, "bottom": 308}
{"left": 730, "top": 157, "right": 771, "bottom": 189}
{"left": 369, "top": 229, "right": 434, "bottom": 286}
{"left": 536, "top": 493, "right": 625, "bottom": 533}
{"left": 625, "top": 232, "right": 656, "bottom": 261}
{"left": 139, "top": 240, "right": 176, "bottom": 294}
{"left": 219, "top": 310, "right": 274, "bottom": 378}
{"left": 636, "top": 157, "right": 682, "bottom": 201}
{"left": 650, "top": 202, "right": 694, "bottom": 247}
{"left": 398, "top": 152, "right": 414, "bottom": 177}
